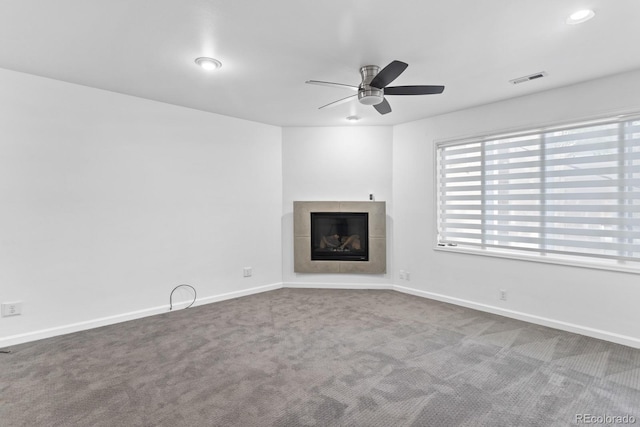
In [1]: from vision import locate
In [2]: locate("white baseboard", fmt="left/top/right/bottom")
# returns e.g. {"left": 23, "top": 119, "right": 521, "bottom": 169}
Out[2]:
{"left": 192, "top": 282, "right": 283, "bottom": 305}
{"left": 393, "top": 284, "right": 640, "bottom": 349}
{"left": 4, "top": 281, "right": 638, "bottom": 350}
{"left": 0, "top": 282, "right": 283, "bottom": 348}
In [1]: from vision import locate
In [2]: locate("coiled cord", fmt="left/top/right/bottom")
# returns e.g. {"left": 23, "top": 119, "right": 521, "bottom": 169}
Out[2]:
{"left": 169, "top": 284, "right": 197, "bottom": 311}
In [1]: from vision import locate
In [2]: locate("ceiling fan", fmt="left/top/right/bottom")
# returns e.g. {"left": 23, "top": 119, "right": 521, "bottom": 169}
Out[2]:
{"left": 306, "top": 60, "right": 444, "bottom": 115}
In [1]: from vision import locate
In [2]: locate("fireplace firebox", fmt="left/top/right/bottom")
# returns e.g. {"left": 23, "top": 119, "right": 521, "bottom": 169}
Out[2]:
{"left": 310, "top": 212, "right": 369, "bottom": 261}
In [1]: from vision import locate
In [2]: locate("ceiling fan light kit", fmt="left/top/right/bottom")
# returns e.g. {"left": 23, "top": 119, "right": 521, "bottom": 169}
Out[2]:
{"left": 307, "top": 60, "right": 445, "bottom": 115}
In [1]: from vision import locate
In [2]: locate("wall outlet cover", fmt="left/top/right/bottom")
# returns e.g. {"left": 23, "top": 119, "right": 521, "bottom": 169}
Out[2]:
{"left": 1, "top": 302, "right": 22, "bottom": 317}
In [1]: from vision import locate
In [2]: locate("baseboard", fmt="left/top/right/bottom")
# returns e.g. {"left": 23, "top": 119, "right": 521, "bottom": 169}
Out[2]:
{"left": 283, "top": 281, "right": 393, "bottom": 290}
{"left": 191, "top": 282, "right": 283, "bottom": 306}
{"left": 0, "top": 282, "right": 283, "bottom": 348}
{"left": 393, "top": 284, "right": 640, "bottom": 349}
{"left": 4, "top": 282, "right": 637, "bottom": 350}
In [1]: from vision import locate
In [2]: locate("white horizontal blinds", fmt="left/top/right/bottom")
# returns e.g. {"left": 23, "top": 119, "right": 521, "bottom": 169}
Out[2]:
{"left": 438, "top": 117, "right": 640, "bottom": 262}
{"left": 440, "top": 134, "right": 543, "bottom": 249}
{"left": 485, "top": 134, "right": 543, "bottom": 252}
{"left": 438, "top": 140, "right": 484, "bottom": 246}
{"left": 626, "top": 120, "right": 640, "bottom": 260}
{"left": 543, "top": 122, "right": 633, "bottom": 260}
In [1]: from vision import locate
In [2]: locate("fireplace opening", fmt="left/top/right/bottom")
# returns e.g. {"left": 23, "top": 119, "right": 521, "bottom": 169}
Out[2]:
{"left": 310, "top": 212, "right": 369, "bottom": 261}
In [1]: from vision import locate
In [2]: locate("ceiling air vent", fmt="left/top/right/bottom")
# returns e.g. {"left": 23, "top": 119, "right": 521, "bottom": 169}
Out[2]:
{"left": 509, "top": 71, "right": 547, "bottom": 85}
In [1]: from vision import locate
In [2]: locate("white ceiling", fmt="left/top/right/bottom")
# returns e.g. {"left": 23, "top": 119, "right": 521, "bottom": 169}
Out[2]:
{"left": 1, "top": 0, "right": 639, "bottom": 127}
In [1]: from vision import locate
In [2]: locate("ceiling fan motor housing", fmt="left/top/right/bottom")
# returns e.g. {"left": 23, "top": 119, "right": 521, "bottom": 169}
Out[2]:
{"left": 358, "top": 65, "right": 384, "bottom": 106}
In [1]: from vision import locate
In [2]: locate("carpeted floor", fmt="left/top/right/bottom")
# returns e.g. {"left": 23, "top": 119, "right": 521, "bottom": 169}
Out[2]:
{"left": 1, "top": 288, "right": 639, "bottom": 426}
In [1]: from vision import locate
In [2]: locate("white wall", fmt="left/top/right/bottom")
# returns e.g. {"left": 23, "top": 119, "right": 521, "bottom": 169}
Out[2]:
{"left": 393, "top": 69, "right": 640, "bottom": 347}
{"left": 0, "top": 69, "right": 282, "bottom": 345}
{"left": 4, "top": 64, "right": 639, "bottom": 348}
{"left": 282, "top": 126, "right": 394, "bottom": 286}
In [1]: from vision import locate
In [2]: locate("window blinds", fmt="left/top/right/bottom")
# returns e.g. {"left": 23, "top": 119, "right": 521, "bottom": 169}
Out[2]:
{"left": 437, "top": 117, "right": 640, "bottom": 263}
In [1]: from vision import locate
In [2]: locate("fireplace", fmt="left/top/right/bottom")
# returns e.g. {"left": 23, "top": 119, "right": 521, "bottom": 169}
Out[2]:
{"left": 310, "top": 212, "right": 369, "bottom": 261}
{"left": 293, "top": 201, "right": 385, "bottom": 274}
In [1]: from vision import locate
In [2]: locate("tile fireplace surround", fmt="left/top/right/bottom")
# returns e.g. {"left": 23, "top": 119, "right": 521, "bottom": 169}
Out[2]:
{"left": 293, "top": 201, "right": 386, "bottom": 274}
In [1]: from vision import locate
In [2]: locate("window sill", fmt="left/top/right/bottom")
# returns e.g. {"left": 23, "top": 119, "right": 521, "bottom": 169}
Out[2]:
{"left": 433, "top": 245, "right": 640, "bottom": 275}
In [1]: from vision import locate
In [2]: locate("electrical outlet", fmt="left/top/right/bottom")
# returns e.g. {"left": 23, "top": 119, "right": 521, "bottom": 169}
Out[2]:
{"left": 500, "top": 289, "right": 507, "bottom": 301}
{"left": 1, "top": 302, "right": 22, "bottom": 317}
{"left": 399, "top": 270, "right": 405, "bottom": 280}
{"left": 243, "top": 267, "right": 252, "bottom": 277}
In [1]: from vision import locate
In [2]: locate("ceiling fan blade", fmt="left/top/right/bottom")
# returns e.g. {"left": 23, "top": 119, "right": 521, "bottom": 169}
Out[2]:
{"left": 373, "top": 98, "right": 392, "bottom": 115}
{"left": 318, "top": 94, "right": 358, "bottom": 109}
{"left": 306, "top": 80, "right": 359, "bottom": 91}
{"left": 384, "top": 85, "right": 445, "bottom": 95}
{"left": 370, "top": 60, "right": 408, "bottom": 89}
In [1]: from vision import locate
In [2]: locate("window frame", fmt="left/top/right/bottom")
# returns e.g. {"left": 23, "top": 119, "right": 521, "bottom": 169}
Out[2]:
{"left": 433, "top": 111, "right": 640, "bottom": 275}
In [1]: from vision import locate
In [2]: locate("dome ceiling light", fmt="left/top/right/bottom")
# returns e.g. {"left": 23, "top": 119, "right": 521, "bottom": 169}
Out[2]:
{"left": 195, "top": 57, "right": 222, "bottom": 71}
{"left": 566, "top": 9, "right": 595, "bottom": 25}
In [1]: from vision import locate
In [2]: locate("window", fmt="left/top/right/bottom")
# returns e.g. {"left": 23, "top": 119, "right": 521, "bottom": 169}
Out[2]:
{"left": 436, "top": 114, "right": 640, "bottom": 272}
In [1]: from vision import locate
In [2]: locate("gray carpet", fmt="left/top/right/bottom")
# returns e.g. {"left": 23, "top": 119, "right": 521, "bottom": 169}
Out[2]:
{"left": 1, "top": 288, "right": 638, "bottom": 426}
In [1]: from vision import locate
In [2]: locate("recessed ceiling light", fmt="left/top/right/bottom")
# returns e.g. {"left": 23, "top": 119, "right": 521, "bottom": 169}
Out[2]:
{"left": 566, "top": 9, "right": 595, "bottom": 25}
{"left": 195, "top": 57, "right": 222, "bottom": 71}
{"left": 346, "top": 116, "right": 360, "bottom": 122}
